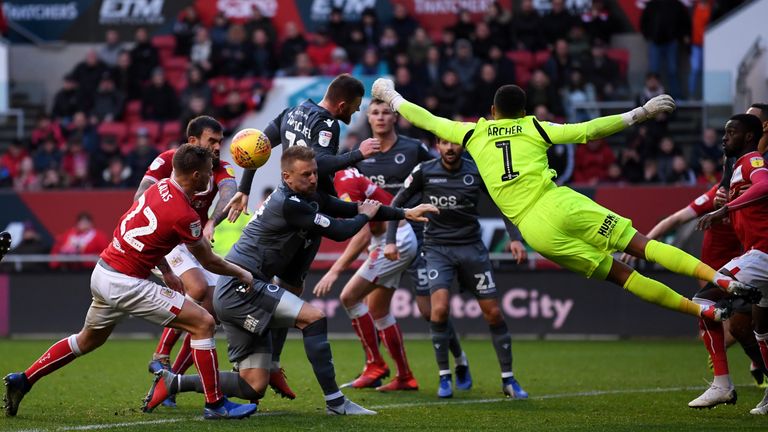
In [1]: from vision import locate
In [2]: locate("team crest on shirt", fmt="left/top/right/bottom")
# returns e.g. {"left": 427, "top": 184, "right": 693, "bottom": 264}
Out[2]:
{"left": 190, "top": 220, "right": 202, "bottom": 238}
{"left": 463, "top": 174, "right": 475, "bottom": 185}
{"left": 428, "top": 269, "right": 439, "bottom": 280}
{"left": 751, "top": 157, "right": 764, "bottom": 168}
{"left": 243, "top": 315, "right": 260, "bottom": 333}
{"left": 394, "top": 153, "right": 406, "bottom": 164}
{"left": 159, "top": 287, "right": 175, "bottom": 299}
{"left": 319, "top": 130, "right": 333, "bottom": 147}
{"left": 149, "top": 157, "right": 165, "bottom": 171}
{"left": 314, "top": 214, "right": 330, "bottom": 227}
{"left": 169, "top": 256, "right": 184, "bottom": 267}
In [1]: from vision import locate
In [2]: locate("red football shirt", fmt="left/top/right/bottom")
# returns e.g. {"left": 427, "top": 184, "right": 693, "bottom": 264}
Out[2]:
{"left": 143, "top": 149, "right": 235, "bottom": 225}
{"left": 688, "top": 184, "right": 742, "bottom": 268}
{"left": 728, "top": 151, "right": 768, "bottom": 252}
{"left": 101, "top": 178, "right": 203, "bottom": 278}
{"left": 334, "top": 167, "right": 393, "bottom": 205}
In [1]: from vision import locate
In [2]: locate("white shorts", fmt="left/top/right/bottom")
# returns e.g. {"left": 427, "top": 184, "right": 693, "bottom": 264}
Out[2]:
{"left": 85, "top": 263, "right": 186, "bottom": 329}
{"left": 166, "top": 243, "right": 219, "bottom": 286}
{"left": 721, "top": 249, "right": 768, "bottom": 307}
{"left": 355, "top": 223, "right": 417, "bottom": 289}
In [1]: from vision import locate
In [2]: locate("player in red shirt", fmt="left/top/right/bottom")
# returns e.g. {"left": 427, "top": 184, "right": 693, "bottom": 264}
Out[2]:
{"left": 3, "top": 145, "right": 257, "bottom": 420}
{"left": 698, "top": 114, "right": 768, "bottom": 415}
{"left": 313, "top": 167, "right": 419, "bottom": 391}
{"left": 135, "top": 117, "right": 243, "bottom": 403}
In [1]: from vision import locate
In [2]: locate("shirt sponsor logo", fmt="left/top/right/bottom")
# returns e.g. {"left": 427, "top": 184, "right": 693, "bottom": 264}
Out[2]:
{"left": 463, "top": 174, "right": 475, "bottom": 185}
{"left": 190, "top": 220, "right": 202, "bottom": 238}
{"left": 429, "top": 178, "right": 448, "bottom": 183}
{"left": 318, "top": 130, "right": 333, "bottom": 147}
{"left": 751, "top": 157, "right": 764, "bottom": 168}
{"left": 149, "top": 157, "right": 165, "bottom": 171}
{"left": 314, "top": 214, "right": 330, "bottom": 227}
{"left": 597, "top": 214, "right": 619, "bottom": 238}
{"left": 394, "top": 153, "right": 406, "bottom": 164}
{"left": 243, "top": 314, "right": 260, "bottom": 333}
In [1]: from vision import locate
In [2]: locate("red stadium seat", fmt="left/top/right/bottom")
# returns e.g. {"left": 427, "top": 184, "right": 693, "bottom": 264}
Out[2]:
{"left": 152, "top": 35, "right": 175, "bottom": 51}
{"left": 124, "top": 100, "right": 142, "bottom": 125}
{"left": 97, "top": 121, "right": 128, "bottom": 145}
{"left": 131, "top": 121, "right": 161, "bottom": 143}
{"left": 605, "top": 48, "right": 630, "bottom": 78}
{"left": 507, "top": 50, "right": 533, "bottom": 71}
{"left": 533, "top": 50, "right": 551, "bottom": 69}
{"left": 515, "top": 67, "right": 532, "bottom": 88}
{"left": 162, "top": 56, "right": 189, "bottom": 72}
{"left": 160, "top": 121, "right": 182, "bottom": 147}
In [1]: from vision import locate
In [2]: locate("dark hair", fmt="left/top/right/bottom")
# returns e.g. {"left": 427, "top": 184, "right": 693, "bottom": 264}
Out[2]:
{"left": 173, "top": 143, "right": 212, "bottom": 174}
{"left": 76, "top": 212, "right": 93, "bottom": 222}
{"left": 493, "top": 85, "right": 527, "bottom": 118}
{"left": 750, "top": 103, "right": 768, "bottom": 122}
{"left": 186, "top": 115, "right": 223, "bottom": 139}
{"left": 325, "top": 74, "right": 364, "bottom": 104}
{"left": 730, "top": 113, "right": 764, "bottom": 144}
{"left": 281, "top": 145, "right": 316, "bottom": 170}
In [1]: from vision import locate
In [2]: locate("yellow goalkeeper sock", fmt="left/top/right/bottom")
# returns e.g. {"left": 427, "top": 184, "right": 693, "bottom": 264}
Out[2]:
{"left": 644, "top": 239, "right": 716, "bottom": 282}
{"left": 623, "top": 270, "right": 702, "bottom": 317}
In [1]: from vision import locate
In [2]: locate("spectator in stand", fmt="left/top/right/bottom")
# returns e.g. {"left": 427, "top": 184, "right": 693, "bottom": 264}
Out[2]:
{"left": 655, "top": 136, "right": 683, "bottom": 183}
{"left": 110, "top": 50, "right": 142, "bottom": 101}
{"left": 450, "top": 9, "right": 475, "bottom": 41}
{"left": 512, "top": 0, "right": 542, "bottom": 51}
{"left": 278, "top": 21, "right": 308, "bottom": 69}
{"left": 582, "top": 40, "right": 622, "bottom": 100}
{"left": 213, "top": 24, "right": 249, "bottom": 78}
{"left": 245, "top": 81, "right": 267, "bottom": 112}
{"left": 91, "top": 74, "right": 124, "bottom": 122}
{"left": 98, "top": 30, "right": 124, "bottom": 67}
{"left": 448, "top": 39, "right": 480, "bottom": 87}
{"left": 619, "top": 146, "right": 644, "bottom": 183}
{"left": 209, "top": 12, "right": 230, "bottom": 45}
{"left": 130, "top": 27, "right": 159, "bottom": 82}
{"left": 461, "top": 63, "right": 498, "bottom": 118}
{"left": 181, "top": 65, "right": 212, "bottom": 108}
{"left": 484, "top": 1, "right": 512, "bottom": 51}
{"left": 0, "top": 140, "right": 29, "bottom": 187}
{"left": 567, "top": 23, "right": 591, "bottom": 61}
{"left": 217, "top": 91, "right": 248, "bottom": 134}
{"left": 88, "top": 138, "right": 120, "bottom": 186}
{"left": 437, "top": 28, "right": 457, "bottom": 60}
{"left": 190, "top": 27, "right": 213, "bottom": 76}
{"left": 322, "top": 47, "right": 353, "bottom": 76}
{"left": 245, "top": 5, "right": 277, "bottom": 46}
{"left": 327, "top": 7, "right": 349, "bottom": 46}
{"left": 543, "top": 38, "right": 573, "bottom": 91}
{"left": 352, "top": 48, "right": 389, "bottom": 76}
{"left": 378, "top": 27, "right": 402, "bottom": 68}
{"left": 423, "top": 46, "right": 445, "bottom": 88}
{"left": 40, "top": 168, "right": 62, "bottom": 189}
{"left": 636, "top": 73, "right": 670, "bottom": 142}
{"left": 562, "top": 69, "right": 599, "bottom": 123}
{"left": 14, "top": 156, "right": 39, "bottom": 191}
{"left": 640, "top": 0, "right": 691, "bottom": 99}
{"left": 345, "top": 27, "right": 367, "bottom": 64}
{"left": 537, "top": 105, "right": 574, "bottom": 185}
{"left": 667, "top": 155, "right": 696, "bottom": 185}
{"left": 179, "top": 96, "right": 213, "bottom": 134}
{"left": 71, "top": 49, "right": 109, "bottom": 109}
{"left": 389, "top": 3, "right": 418, "bottom": 41}
{"left": 50, "top": 212, "right": 109, "bottom": 270}
{"left": 126, "top": 128, "right": 159, "bottom": 185}
{"left": 394, "top": 66, "right": 423, "bottom": 107}
{"left": 697, "top": 157, "right": 719, "bottom": 185}
{"left": 572, "top": 138, "right": 615, "bottom": 185}
{"left": 689, "top": 0, "right": 712, "bottom": 98}
{"left": 690, "top": 127, "right": 723, "bottom": 172}
{"left": 247, "top": 28, "right": 277, "bottom": 78}
{"left": 358, "top": 7, "right": 381, "bottom": 46}
{"left": 486, "top": 45, "right": 516, "bottom": 85}
{"left": 66, "top": 111, "right": 100, "bottom": 154}
{"left": 30, "top": 114, "right": 65, "bottom": 149}
{"left": 580, "top": 0, "right": 617, "bottom": 44}
{"left": 33, "top": 137, "right": 62, "bottom": 174}
{"left": 526, "top": 69, "right": 563, "bottom": 116}
{"left": 306, "top": 29, "right": 337, "bottom": 72}
{"left": 471, "top": 21, "right": 494, "bottom": 60}
{"left": 407, "top": 28, "right": 432, "bottom": 66}
{"left": 541, "top": 0, "right": 575, "bottom": 46}
{"left": 173, "top": 5, "right": 201, "bottom": 57}
{"left": 141, "top": 68, "right": 179, "bottom": 122}
{"left": 277, "top": 52, "right": 319, "bottom": 77}
{"left": 61, "top": 139, "right": 89, "bottom": 187}
{"left": 431, "top": 68, "right": 464, "bottom": 118}
{"left": 51, "top": 75, "right": 85, "bottom": 124}
{"left": 0, "top": 222, "right": 50, "bottom": 272}
{"left": 98, "top": 157, "right": 131, "bottom": 188}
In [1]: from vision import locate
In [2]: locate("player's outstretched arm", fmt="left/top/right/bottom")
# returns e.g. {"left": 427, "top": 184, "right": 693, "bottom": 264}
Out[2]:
{"left": 372, "top": 78, "right": 475, "bottom": 145}
{"left": 134, "top": 177, "right": 156, "bottom": 202}
{"left": 187, "top": 239, "right": 253, "bottom": 290}
{"left": 313, "top": 226, "right": 372, "bottom": 297}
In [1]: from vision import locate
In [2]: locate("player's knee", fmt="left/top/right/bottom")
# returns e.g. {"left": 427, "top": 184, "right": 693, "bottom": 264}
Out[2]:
{"left": 483, "top": 306, "right": 504, "bottom": 326}
{"left": 297, "top": 303, "right": 325, "bottom": 328}
{"left": 416, "top": 296, "right": 431, "bottom": 320}
{"left": 195, "top": 312, "right": 216, "bottom": 337}
{"left": 339, "top": 290, "right": 358, "bottom": 308}
{"left": 431, "top": 302, "right": 450, "bottom": 322}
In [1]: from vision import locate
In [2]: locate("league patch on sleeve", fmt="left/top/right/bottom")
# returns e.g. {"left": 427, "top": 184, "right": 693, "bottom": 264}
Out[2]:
{"left": 190, "top": 220, "right": 202, "bottom": 238}
{"left": 314, "top": 214, "right": 330, "bottom": 227}
{"left": 225, "top": 166, "right": 235, "bottom": 177}
{"left": 751, "top": 157, "right": 764, "bottom": 168}
{"left": 318, "top": 130, "right": 333, "bottom": 147}
{"left": 694, "top": 194, "right": 709, "bottom": 206}
{"left": 340, "top": 193, "right": 352, "bottom": 202}
{"left": 149, "top": 157, "right": 165, "bottom": 171}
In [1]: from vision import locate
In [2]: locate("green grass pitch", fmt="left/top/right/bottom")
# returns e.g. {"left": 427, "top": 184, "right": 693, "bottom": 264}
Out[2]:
{"left": 1, "top": 337, "right": 767, "bottom": 431}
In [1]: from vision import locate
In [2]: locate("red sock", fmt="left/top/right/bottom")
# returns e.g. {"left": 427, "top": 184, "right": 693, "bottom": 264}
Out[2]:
{"left": 351, "top": 313, "right": 384, "bottom": 365}
{"left": 190, "top": 339, "right": 222, "bottom": 404}
{"left": 758, "top": 338, "right": 768, "bottom": 371}
{"left": 25, "top": 336, "right": 79, "bottom": 385}
{"left": 700, "top": 318, "right": 729, "bottom": 375}
{"left": 379, "top": 322, "right": 413, "bottom": 379}
{"left": 172, "top": 333, "right": 195, "bottom": 374}
{"left": 155, "top": 328, "right": 183, "bottom": 357}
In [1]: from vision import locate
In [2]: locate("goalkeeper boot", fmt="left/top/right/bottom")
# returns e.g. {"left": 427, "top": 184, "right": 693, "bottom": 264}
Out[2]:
{"left": 437, "top": 374, "right": 453, "bottom": 398}
{"left": 688, "top": 383, "right": 737, "bottom": 409}
{"left": 502, "top": 376, "right": 529, "bottom": 399}
{"left": 3, "top": 373, "right": 30, "bottom": 417}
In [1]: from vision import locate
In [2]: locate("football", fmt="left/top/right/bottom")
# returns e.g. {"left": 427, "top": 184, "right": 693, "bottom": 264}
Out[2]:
{"left": 230, "top": 128, "right": 271, "bottom": 169}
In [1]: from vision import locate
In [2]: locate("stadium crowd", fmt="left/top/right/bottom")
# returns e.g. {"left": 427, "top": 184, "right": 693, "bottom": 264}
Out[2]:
{"left": 0, "top": 0, "right": 732, "bottom": 190}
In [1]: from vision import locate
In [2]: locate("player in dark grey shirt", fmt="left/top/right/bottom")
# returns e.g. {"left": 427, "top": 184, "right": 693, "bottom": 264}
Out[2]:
{"left": 387, "top": 137, "right": 528, "bottom": 400}
{"left": 146, "top": 146, "right": 436, "bottom": 415}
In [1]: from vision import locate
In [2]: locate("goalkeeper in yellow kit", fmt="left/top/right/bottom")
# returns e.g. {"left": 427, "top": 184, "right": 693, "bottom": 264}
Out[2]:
{"left": 371, "top": 79, "right": 759, "bottom": 321}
